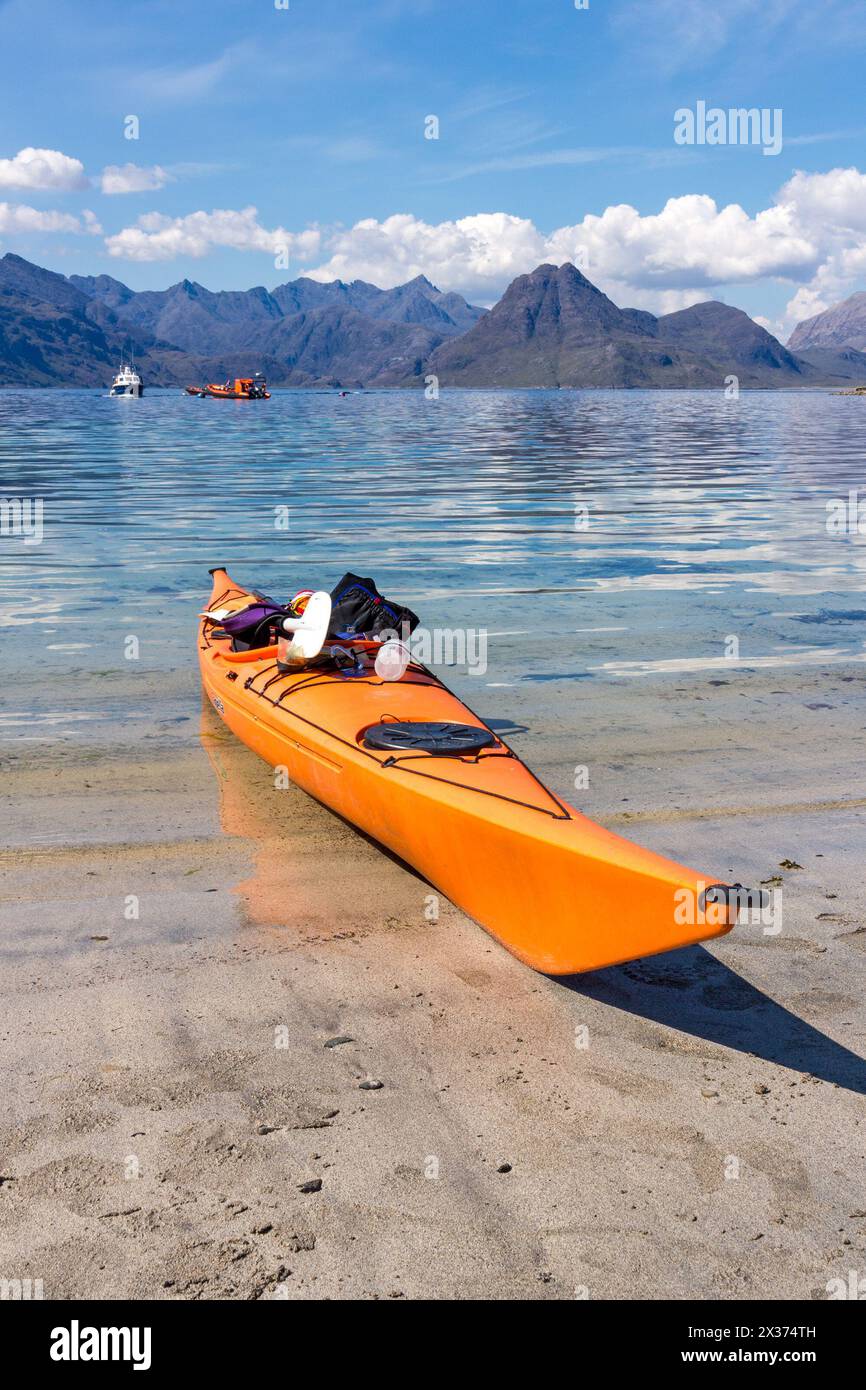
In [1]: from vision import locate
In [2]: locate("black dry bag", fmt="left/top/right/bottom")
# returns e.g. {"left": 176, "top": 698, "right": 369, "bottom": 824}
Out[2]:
{"left": 329, "top": 573, "right": 420, "bottom": 640}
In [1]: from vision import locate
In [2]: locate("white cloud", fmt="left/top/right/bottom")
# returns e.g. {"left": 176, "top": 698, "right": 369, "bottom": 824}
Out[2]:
{"left": 436, "top": 147, "right": 637, "bottom": 183}
{"left": 780, "top": 166, "right": 866, "bottom": 233}
{"left": 771, "top": 167, "right": 866, "bottom": 331}
{"left": 104, "top": 206, "right": 320, "bottom": 262}
{"left": 297, "top": 200, "right": 815, "bottom": 307}
{"left": 611, "top": 0, "right": 861, "bottom": 78}
{"left": 612, "top": 0, "right": 779, "bottom": 72}
{"left": 100, "top": 163, "right": 170, "bottom": 195}
{"left": 305, "top": 213, "right": 548, "bottom": 302}
{"left": 101, "top": 166, "right": 866, "bottom": 334}
{"left": 301, "top": 171, "right": 866, "bottom": 326}
{"left": 545, "top": 195, "right": 816, "bottom": 290}
{"left": 0, "top": 202, "right": 100, "bottom": 235}
{"left": 0, "top": 147, "right": 87, "bottom": 192}
{"left": 130, "top": 48, "right": 239, "bottom": 104}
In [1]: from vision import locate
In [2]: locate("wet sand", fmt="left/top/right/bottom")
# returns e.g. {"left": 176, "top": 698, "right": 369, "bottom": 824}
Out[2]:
{"left": 1, "top": 657, "right": 865, "bottom": 1300}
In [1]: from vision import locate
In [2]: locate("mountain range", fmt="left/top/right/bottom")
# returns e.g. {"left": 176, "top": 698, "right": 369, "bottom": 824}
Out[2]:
{"left": 425, "top": 263, "right": 852, "bottom": 388}
{"left": 1, "top": 252, "right": 864, "bottom": 390}
{"left": 787, "top": 290, "right": 866, "bottom": 354}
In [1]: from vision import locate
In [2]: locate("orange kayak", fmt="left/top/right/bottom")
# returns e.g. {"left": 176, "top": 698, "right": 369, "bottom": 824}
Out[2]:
{"left": 199, "top": 568, "right": 736, "bottom": 974}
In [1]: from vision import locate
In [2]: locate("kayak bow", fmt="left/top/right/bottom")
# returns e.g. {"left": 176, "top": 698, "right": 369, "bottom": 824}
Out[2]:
{"left": 199, "top": 568, "right": 736, "bottom": 974}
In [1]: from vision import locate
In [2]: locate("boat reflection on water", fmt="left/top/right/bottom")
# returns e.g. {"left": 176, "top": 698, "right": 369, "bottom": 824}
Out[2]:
{"left": 199, "top": 700, "right": 425, "bottom": 938}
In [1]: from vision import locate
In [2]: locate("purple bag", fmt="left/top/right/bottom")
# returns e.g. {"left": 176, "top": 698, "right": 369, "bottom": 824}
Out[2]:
{"left": 219, "top": 600, "right": 288, "bottom": 647}
{"left": 219, "top": 601, "right": 284, "bottom": 635}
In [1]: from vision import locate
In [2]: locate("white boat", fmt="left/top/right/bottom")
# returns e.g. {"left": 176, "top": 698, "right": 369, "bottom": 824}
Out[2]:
{"left": 109, "top": 362, "right": 143, "bottom": 397}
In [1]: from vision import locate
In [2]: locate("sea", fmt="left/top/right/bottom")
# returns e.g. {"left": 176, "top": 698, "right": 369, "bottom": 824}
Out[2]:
{"left": 1, "top": 386, "right": 864, "bottom": 819}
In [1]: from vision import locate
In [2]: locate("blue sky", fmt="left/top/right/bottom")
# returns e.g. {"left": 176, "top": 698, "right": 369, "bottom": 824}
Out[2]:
{"left": 1, "top": 0, "right": 865, "bottom": 334}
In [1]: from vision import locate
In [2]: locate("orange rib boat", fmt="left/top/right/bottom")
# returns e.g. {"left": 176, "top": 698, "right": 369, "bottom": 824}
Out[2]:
{"left": 188, "top": 375, "right": 270, "bottom": 399}
{"left": 199, "top": 568, "right": 738, "bottom": 975}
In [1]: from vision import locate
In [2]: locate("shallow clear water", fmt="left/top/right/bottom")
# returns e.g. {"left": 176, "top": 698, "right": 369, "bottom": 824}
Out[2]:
{"left": 1, "top": 387, "right": 864, "bottom": 746}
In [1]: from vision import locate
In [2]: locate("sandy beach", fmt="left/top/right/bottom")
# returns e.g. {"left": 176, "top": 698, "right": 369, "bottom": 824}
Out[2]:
{"left": 3, "top": 0, "right": 866, "bottom": 1326}
{"left": 2, "top": 643, "right": 864, "bottom": 1301}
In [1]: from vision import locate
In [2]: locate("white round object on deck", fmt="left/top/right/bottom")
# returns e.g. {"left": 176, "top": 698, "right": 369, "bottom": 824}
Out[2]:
{"left": 374, "top": 639, "right": 411, "bottom": 682}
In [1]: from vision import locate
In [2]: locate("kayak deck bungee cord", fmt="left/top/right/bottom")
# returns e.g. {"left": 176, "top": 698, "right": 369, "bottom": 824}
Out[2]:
{"left": 199, "top": 567, "right": 740, "bottom": 975}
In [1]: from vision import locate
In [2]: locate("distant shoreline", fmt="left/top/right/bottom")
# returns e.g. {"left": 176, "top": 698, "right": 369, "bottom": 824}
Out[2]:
{"left": 4, "top": 253, "right": 866, "bottom": 392}
{"left": 0, "top": 382, "right": 854, "bottom": 393}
